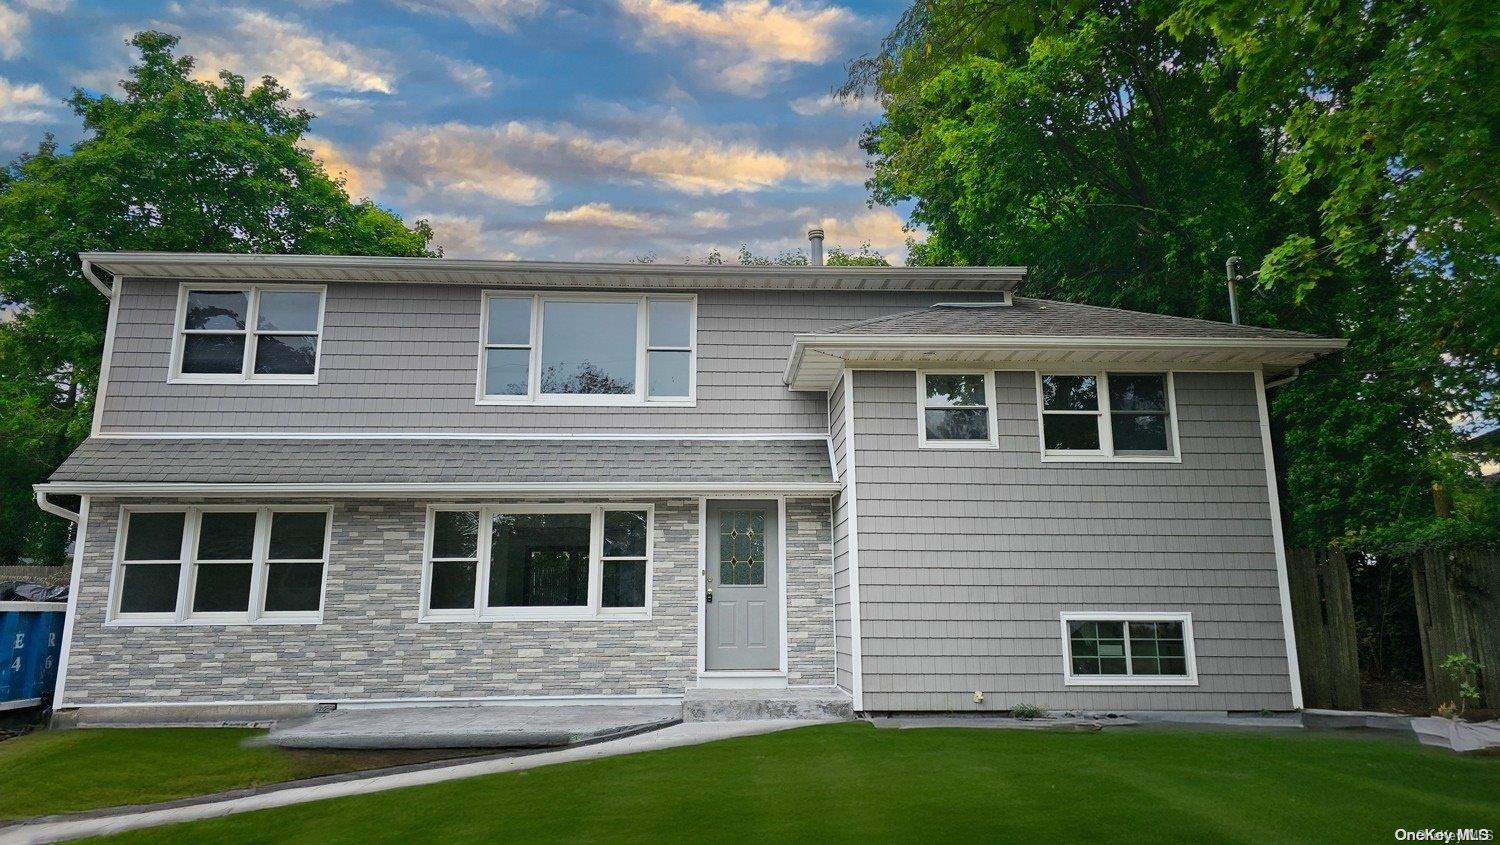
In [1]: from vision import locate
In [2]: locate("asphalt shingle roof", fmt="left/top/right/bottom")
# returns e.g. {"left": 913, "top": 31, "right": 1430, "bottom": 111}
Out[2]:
{"left": 49, "top": 438, "right": 833, "bottom": 486}
{"left": 824, "top": 298, "right": 1324, "bottom": 340}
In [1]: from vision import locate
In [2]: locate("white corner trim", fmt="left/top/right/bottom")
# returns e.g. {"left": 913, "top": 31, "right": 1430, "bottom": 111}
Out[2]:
{"left": 841, "top": 368, "right": 865, "bottom": 712}
{"left": 91, "top": 278, "right": 124, "bottom": 436}
{"left": 1254, "top": 367, "right": 1305, "bottom": 709}
{"left": 52, "top": 495, "right": 90, "bottom": 710}
{"left": 695, "top": 496, "right": 707, "bottom": 676}
{"left": 1058, "top": 611, "right": 1199, "bottom": 687}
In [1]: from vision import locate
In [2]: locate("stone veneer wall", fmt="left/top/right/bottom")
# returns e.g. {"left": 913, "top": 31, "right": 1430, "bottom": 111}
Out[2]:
{"left": 62, "top": 496, "right": 835, "bottom": 706}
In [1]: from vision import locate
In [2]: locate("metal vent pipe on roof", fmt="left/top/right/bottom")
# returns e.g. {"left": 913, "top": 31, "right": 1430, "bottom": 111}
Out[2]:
{"left": 808, "top": 227, "right": 825, "bottom": 266}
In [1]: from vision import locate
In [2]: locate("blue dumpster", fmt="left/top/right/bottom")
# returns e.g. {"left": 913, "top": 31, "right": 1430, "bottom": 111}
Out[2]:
{"left": 1, "top": 601, "right": 67, "bottom": 710}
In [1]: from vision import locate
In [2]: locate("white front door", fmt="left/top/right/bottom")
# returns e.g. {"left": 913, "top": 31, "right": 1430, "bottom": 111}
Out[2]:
{"left": 704, "top": 500, "right": 780, "bottom": 671}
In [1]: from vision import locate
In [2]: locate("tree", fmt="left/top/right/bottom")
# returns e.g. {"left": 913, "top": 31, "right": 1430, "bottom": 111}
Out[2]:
{"left": 0, "top": 31, "right": 434, "bottom": 563}
{"left": 636, "top": 243, "right": 890, "bottom": 266}
{"left": 848, "top": 0, "right": 1497, "bottom": 551}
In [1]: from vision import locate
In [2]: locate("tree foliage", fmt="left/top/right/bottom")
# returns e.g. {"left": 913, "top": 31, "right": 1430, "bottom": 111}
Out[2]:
{"left": 0, "top": 31, "right": 434, "bottom": 563}
{"left": 636, "top": 242, "right": 891, "bottom": 266}
{"left": 849, "top": 0, "right": 1498, "bottom": 551}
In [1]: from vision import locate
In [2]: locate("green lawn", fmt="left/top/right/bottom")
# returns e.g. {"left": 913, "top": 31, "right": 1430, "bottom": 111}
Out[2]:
{"left": 0, "top": 728, "right": 477, "bottom": 821}
{"left": 86, "top": 723, "right": 1498, "bottom": 844}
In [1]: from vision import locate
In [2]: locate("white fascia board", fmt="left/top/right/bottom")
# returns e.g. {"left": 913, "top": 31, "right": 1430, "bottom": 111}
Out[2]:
{"left": 783, "top": 334, "right": 1348, "bottom": 386}
{"left": 87, "top": 431, "right": 832, "bottom": 441}
{"left": 35, "top": 481, "right": 843, "bottom": 497}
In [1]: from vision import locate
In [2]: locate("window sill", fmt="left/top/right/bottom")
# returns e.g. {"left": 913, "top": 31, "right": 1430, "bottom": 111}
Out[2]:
{"left": 418, "top": 609, "right": 650, "bottom": 623}
{"left": 1041, "top": 452, "right": 1181, "bottom": 464}
{"left": 918, "top": 440, "right": 1000, "bottom": 450}
{"left": 168, "top": 375, "right": 319, "bottom": 386}
{"left": 105, "top": 615, "right": 324, "bottom": 627}
{"left": 474, "top": 396, "right": 696, "bottom": 408}
{"left": 1062, "top": 675, "right": 1198, "bottom": 686}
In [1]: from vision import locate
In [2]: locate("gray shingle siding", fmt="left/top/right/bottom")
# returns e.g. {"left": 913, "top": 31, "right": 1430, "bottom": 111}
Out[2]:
{"left": 62, "top": 496, "right": 836, "bottom": 704}
{"left": 98, "top": 279, "right": 994, "bottom": 434}
{"left": 848, "top": 369, "right": 1294, "bottom": 712}
{"left": 50, "top": 438, "right": 833, "bottom": 486}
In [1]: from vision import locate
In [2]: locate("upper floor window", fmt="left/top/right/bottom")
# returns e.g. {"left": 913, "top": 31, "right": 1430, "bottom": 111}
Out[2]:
{"left": 112, "top": 505, "right": 332, "bottom": 625}
{"left": 478, "top": 292, "right": 695, "bottom": 405}
{"left": 917, "top": 372, "right": 997, "bottom": 448}
{"left": 1038, "top": 372, "right": 1178, "bottom": 461}
{"left": 172, "top": 285, "right": 325, "bottom": 384}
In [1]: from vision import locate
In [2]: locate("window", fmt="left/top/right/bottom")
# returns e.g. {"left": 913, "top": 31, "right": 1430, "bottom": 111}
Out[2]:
{"left": 478, "top": 293, "right": 694, "bottom": 404}
{"left": 422, "top": 505, "right": 651, "bottom": 620}
{"left": 1038, "top": 372, "right": 1178, "bottom": 460}
{"left": 112, "top": 506, "right": 331, "bottom": 624}
{"left": 173, "top": 285, "right": 325, "bottom": 382}
{"left": 917, "top": 372, "right": 997, "bottom": 448}
{"left": 1060, "top": 612, "right": 1197, "bottom": 685}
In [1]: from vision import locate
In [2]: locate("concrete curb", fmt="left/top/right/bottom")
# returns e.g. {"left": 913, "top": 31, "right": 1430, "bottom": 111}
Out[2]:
{"left": 0, "top": 720, "right": 831, "bottom": 844}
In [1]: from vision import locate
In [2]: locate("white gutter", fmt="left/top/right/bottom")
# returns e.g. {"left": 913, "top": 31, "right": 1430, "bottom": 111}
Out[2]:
{"left": 34, "top": 490, "right": 80, "bottom": 523}
{"left": 783, "top": 333, "right": 1349, "bottom": 385}
{"left": 79, "top": 258, "right": 113, "bottom": 299}
{"left": 1263, "top": 367, "right": 1302, "bottom": 389}
{"left": 35, "top": 481, "right": 843, "bottom": 498}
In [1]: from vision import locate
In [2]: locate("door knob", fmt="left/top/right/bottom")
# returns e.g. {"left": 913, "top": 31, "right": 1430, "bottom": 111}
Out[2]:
{"left": 706, "top": 587, "right": 714, "bottom": 603}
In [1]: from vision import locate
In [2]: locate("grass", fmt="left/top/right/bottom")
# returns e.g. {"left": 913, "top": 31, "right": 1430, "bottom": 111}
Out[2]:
{"left": 0, "top": 728, "right": 482, "bottom": 821}
{"left": 80, "top": 723, "right": 1499, "bottom": 844}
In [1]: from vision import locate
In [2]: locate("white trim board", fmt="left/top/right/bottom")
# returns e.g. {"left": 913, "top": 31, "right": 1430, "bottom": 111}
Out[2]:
{"left": 37, "top": 481, "right": 843, "bottom": 497}
{"left": 840, "top": 368, "right": 865, "bottom": 711}
{"left": 1254, "top": 367, "right": 1305, "bottom": 709}
{"left": 51, "top": 495, "right": 90, "bottom": 712}
{"left": 88, "top": 431, "right": 832, "bottom": 441}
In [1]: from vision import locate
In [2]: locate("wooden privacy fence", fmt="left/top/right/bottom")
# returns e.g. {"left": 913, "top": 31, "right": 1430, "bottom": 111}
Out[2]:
{"left": 1410, "top": 546, "right": 1500, "bottom": 710}
{"left": 1285, "top": 549, "right": 1362, "bottom": 709}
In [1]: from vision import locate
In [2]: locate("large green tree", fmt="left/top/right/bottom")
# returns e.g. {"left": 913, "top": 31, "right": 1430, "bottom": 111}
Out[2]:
{"left": 849, "top": 0, "right": 1497, "bottom": 550}
{"left": 0, "top": 32, "right": 434, "bottom": 563}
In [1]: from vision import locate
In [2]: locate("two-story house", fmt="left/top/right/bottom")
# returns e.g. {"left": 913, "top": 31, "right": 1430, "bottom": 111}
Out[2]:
{"left": 35, "top": 245, "right": 1344, "bottom": 724}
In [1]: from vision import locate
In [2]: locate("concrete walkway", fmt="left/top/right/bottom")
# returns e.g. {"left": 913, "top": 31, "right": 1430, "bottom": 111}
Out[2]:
{"left": 261, "top": 704, "right": 682, "bottom": 749}
{"left": 0, "top": 720, "right": 831, "bottom": 845}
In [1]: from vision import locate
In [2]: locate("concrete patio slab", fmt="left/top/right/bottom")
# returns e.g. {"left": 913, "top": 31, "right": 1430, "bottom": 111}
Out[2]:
{"left": 260, "top": 704, "right": 682, "bottom": 749}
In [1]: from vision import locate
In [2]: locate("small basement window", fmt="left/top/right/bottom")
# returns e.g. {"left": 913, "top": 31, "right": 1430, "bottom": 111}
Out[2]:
{"left": 1060, "top": 612, "right": 1197, "bottom": 685}
{"left": 172, "top": 285, "right": 326, "bottom": 383}
{"left": 917, "top": 372, "right": 997, "bottom": 448}
{"left": 113, "top": 506, "right": 332, "bottom": 624}
{"left": 422, "top": 505, "right": 652, "bottom": 621}
{"left": 1038, "top": 372, "right": 1178, "bottom": 460}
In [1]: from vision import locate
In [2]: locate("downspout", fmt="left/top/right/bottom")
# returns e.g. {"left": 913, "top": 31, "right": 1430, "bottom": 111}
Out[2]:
{"left": 80, "top": 258, "right": 113, "bottom": 299}
{"left": 35, "top": 490, "right": 80, "bottom": 523}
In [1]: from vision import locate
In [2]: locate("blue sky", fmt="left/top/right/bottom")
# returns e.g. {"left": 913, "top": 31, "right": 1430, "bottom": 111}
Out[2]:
{"left": 0, "top": 0, "right": 915, "bottom": 261}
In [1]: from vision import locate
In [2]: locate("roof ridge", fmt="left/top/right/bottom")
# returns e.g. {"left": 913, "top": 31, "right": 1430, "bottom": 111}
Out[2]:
{"left": 1011, "top": 296, "right": 1318, "bottom": 338}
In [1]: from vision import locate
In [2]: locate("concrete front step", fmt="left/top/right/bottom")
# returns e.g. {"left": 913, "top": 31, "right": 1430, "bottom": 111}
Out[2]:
{"left": 260, "top": 704, "right": 682, "bottom": 749}
{"left": 681, "top": 687, "right": 855, "bottom": 722}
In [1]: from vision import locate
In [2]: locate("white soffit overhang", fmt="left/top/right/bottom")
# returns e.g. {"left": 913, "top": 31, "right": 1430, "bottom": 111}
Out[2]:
{"left": 79, "top": 252, "right": 1027, "bottom": 294}
{"left": 783, "top": 334, "right": 1350, "bottom": 390}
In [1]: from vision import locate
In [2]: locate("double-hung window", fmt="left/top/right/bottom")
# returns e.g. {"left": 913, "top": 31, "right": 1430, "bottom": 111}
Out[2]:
{"left": 422, "top": 505, "right": 652, "bottom": 621}
{"left": 477, "top": 292, "right": 695, "bottom": 404}
{"left": 112, "top": 506, "right": 331, "bottom": 624}
{"left": 1038, "top": 372, "right": 1178, "bottom": 460}
{"left": 1060, "top": 612, "right": 1197, "bottom": 685}
{"left": 918, "top": 372, "right": 997, "bottom": 448}
{"left": 172, "top": 285, "right": 325, "bottom": 382}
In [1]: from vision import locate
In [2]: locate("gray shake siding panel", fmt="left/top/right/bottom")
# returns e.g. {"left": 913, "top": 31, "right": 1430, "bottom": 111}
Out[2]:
{"left": 850, "top": 369, "right": 1293, "bottom": 712}
{"left": 829, "top": 375, "right": 853, "bottom": 692}
{"left": 64, "top": 496, "right": 835, "bottom": 703}
{"left": 100, "top": 279, "right": 990, "bottom": 433}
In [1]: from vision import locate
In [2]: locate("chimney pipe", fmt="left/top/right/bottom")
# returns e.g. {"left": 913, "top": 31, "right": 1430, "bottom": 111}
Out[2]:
{"left": 807, "top": 227, "right": 825, "bottom": 266}
{"left": 1224, "top": 256, "right": 1242, "bottom": 325}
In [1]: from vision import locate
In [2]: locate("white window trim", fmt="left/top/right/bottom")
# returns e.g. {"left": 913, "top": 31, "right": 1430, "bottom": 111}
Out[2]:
{"left": 108, "top": 504, "right": 333, "bottom": 626}
{"left": 419, "top": 503, "right": 653, "bottom": 622}
{"left": 168, "top": 283, "right": 327, "bottom": 385}
{"left": 1036, "top": 371, "right": 1182, "bottom": 463}
{"left": 916, "top": 370, "right": 999, "bottom": 449}
{"left": 475, "top": 291, "right": 696, "bottom": 407}
{"left": 1059, "top": 611, "right": 1198, "bottom": 686}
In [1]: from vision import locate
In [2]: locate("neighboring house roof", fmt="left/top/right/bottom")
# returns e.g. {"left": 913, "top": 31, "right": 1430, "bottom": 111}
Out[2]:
{"left": 41, "top": 437, "right": 838, "bottom": 495}
{"left": 785, "top": 301, "right": 1346, "bottom": 390}
{"left": 824, "top": 299, "right": 1324, "bottom": 340}
{"left": 77, "top": 252, "right": 1026, "bottom": 295}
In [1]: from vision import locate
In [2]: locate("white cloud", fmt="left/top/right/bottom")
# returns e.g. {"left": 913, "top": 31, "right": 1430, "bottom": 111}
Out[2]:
{"left": 441, "top": 56, "right": 493, "bottom": 94}
{"left": 419, "top": 212, "right": 520, "bottom": 259}
{"left": 690, "top": 209, "right": 730, "bottom": 229}
{"left": 618, "top": 0, "right": 858, "bottom": 94}
{"left": 789, "top": 92, "right": 881, "bottom": 117}
{"left": 0, "top": 76, "right": 52, "bottom": 122}
{"left": 303, "top": 135, "right": 382, "bottom": 199}
{"left": 0, "top": 4, "right": 27, "bottom": 59}
{"left": 544, "top": 202, "right": 654, "bottom": 231}
{"left": 808, "top": 207, "right": 920, "bottom": 263}
{"left": 182, "top": 7, "right": 395, "bottom": 98}
{"left": 367, "top": 115, "right": 864, "bottom": 202}
{"left": 392, "top": 0, "right": 544, "bottom": 32}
